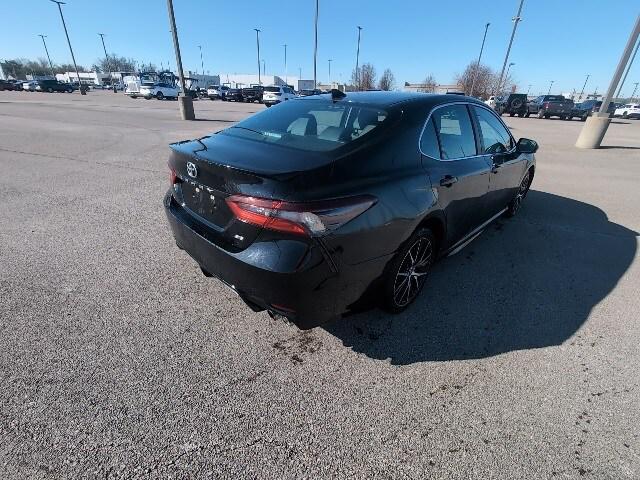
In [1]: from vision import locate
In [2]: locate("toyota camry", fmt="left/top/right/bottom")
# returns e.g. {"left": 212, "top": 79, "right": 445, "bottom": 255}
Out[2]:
{"left": 164, "top": 91, "right": 538, "bottom": 329}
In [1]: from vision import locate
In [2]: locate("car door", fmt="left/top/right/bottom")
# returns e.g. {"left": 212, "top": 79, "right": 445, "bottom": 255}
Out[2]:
{"left": 420, "top": 103, "right": 492, "bottom": 246}
{"left": 471, "top": 105, "right": 527, "bottom": 214}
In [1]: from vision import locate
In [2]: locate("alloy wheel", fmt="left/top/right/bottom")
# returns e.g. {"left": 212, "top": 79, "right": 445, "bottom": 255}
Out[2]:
{"left": 511, "top": 171, "right": 531, "bottom": 215}
{"left": 392, "top": 236, "right": 433, "bottom": 307}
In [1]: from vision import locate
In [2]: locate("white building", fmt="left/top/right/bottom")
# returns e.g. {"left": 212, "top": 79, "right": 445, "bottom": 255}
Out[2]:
{"left": 55, "top": 71, "right": 110, "bottom": 86}
{"left": 218, "top": 73, "right": 298, "bottom": 88}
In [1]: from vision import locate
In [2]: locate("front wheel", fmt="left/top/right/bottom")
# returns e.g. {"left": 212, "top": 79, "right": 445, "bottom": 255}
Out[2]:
{"left": 506, "top": 169, "right": 532, "bottom": 217}
{"left": 525, "top": 111, "right": 531, "bottom": 118}
{"left": 537, "top": 110, "right": 545, "bottom": 119}
{"left": 156, "top": 91, "right": 164, "bottom": 100}
{"left": 382, "top": 228, "right": 436, "bottom": 313}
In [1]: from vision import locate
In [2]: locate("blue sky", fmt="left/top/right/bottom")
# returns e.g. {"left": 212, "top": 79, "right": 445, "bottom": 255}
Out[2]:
{"left": 2, "top": 0, "right": 639, "bottom": 96}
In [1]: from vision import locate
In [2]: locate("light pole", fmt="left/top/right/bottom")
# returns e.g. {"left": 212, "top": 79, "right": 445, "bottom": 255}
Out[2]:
{"left": 198, "top": 45, "right": 204, "bottom": 77}
{"left": 503, "top": 62, "right": 515, "bottom": 92}
{"left": 526, "top": 84, "right": 532, "bottom": 95}
{"left": 495, "top": 0, "right": 525, "bottom": 96}
{"left": 167, "top": 0, "right": 194, "bottom": 120}
{"left": 313, "top": 0, "right": 319, "bottom": 89}
{"left": 98, "top": 33, "right": 114, "bottom": 92}
{"left": 50, "top": 1, "right": 86, "bottom": 95}
{"left": 262, "top": 59, "right": 266, "bottom": 76}
{"left": 283, "top": 44, "right": 287, "bottom": 85}
{"left": 328, "top": 59, "right": 332, "bottom": 84}
{"left": 547, "top": 80, "right": 554, "bottom": 95}
{"left": 355, "top": 26, "right": 363, "bottom": 90}
{"left": 615, "top": 38, "right": 639, "bottom": 99}
{"left": 578, "top": 74, "right": 590, "bottom": 102}
{"left": 470, "top": 22, "right": 490, "bottom": 97}
{"left": 254, "top": 28, "right": 261, "bottom": 85}
{"left": 38, "top": 35, "right": 55, "bottom": 77}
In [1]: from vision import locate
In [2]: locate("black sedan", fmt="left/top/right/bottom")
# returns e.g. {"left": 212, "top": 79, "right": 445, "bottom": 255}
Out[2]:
{"left": 164, "top": 91, "right": 538, "bottom": 329}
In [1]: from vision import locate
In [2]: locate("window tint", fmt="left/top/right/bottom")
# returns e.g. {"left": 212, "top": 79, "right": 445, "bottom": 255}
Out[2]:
{"left": 264, "top": 86, "right": 281, "bottom": 92}
{"left": 472, "top": 106, "right": 513, "bottom": 154}
{"left": 431, "top": 104, "right": 477, "bottom": 159}
{"left": 222, "top": 100, "right": 389, "bottom": 152}
{"left": 420, "top": 118, "right": 440, "bottom": 158}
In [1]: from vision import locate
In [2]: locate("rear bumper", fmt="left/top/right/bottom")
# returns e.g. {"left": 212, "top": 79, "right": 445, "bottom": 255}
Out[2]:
{"left": 263, "top": 99, "right": 281, "bottom": 105}
{"left": 164, "top": 191, "right": 388, "bottom": 328}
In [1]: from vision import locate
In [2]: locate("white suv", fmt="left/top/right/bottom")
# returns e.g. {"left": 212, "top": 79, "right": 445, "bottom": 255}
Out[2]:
{"left": 614, "top": 103, "right": 640, "bottom": 119}
{"left": 262, "top": 85, "right": 297, "bottom": 107}
{"left": 207, "top": 85, "right": 229, "bottom": 100}
{"left": 138, "top": 82, "right": 179, "bottom": 100}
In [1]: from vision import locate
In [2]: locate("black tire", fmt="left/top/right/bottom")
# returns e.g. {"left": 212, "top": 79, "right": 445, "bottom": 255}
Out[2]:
{"left": 506, "top": 169, "right": 532, "bottom": 217}
{"left": 525, "top": 111, "right": 531, "bottom": 118}
{"left": 537, "top": 110, "right": 545, "bottom": 119}
{"left": 622, "top": 112, "right": 628, "bottom": 119}
{"left": 266, "top": 104, "right": 272, "bottom": 108}
{"left": 67, "top": 88, "right": 73, "bottom": 93}
{"left": 509, "top": 112, "right": 515, "bottom": 117}
{"left": 382, "top": 228, "right": 436, "bottom": 313}
{"left": 156, "top": 91, "right": 164, "bottom": 100}
{"left": 47, "top": 87, "right": 54, "bottom": 93}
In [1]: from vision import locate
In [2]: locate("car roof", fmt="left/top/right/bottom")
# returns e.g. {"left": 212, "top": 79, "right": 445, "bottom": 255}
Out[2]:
{"left": 305, "top": 91, "right": 485, "bottom": 109}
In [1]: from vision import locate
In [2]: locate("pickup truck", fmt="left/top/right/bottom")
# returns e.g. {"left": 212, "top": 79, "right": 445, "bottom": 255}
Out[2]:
{"left": 241, "top": 85, "right": 264, "bottom": 103}
{"left": 526, "top": 95, "right": 574, "bottom": 119}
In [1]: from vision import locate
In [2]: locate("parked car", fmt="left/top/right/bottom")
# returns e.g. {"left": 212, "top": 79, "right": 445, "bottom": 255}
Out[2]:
{"left": 494, "top": 93, "right": 528, "bottom": 117}
{"left": 241, "top": 85, "right": 265, "bottom": 103}
{"left": 35, "top": 79, "right": 74, "bottom": 93}
{"left": 484, "top": 95, "right": 497, "bottom": 108}
{"left": 526, "top": 95, "right": 573, "bottom": 119}
{"left": 207, "top": 85, "right": 229, "bottom": 100}
{"left": 0, "top": 79, "right": 15, "bottom": 91}
{"left": 568, "top": 100, "right": 615, "bottom": 121}
{"left": 614, "top": 103, "right": 640, "bottom": 119}
{"left": 299, "top": 89, "right": 323, "bottom": 97}
{"left": 9, "top": 80, "right": 24, "bottom": 91}
{"left": 138, "top": 82, "right": 179, "bottom": 100}
{"left": 262, "top": 85, "right": 297, "bottom": 107}
{"left": 225, "top": 88, "right": 244, "bottom": 102}
{"left": 22, "top": 81, "right": 38, "bottom": 92}
{"left": 164, "top": 91, "right": 538, "bottom": 329}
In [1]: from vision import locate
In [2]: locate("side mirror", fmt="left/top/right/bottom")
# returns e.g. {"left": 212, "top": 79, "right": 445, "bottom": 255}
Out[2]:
{"left": 517, "top": 137, "right": 538, "bottom": 154}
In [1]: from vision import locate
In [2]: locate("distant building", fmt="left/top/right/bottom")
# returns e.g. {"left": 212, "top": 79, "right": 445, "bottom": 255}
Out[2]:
{"left": 55, "top": 71, "right": 109, "bottom": 86}
{"left": 403, "top": 82, "right": 463, "bottom": 94}
{"left": 218, "top": 73, "right": 298, "bottom": 88}
{"left": 563, "top": 91, "right": 602, "bottom": 102}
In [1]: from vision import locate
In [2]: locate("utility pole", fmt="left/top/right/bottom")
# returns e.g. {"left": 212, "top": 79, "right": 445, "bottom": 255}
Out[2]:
{"left": 167, "top": 0, "right": 194, "bottom": 119}
{"left": 504, "top": 62, "right": 515, "bottom": 92}
{"left": 198, "top": 45, "right": 204, "bottom": 77}
{"left": 631, "top": 82, "right": 639, "bottom": 101}
{"left": 615, "top": 38, "right": 639, "bottom": 99}
{"left": 576, "top": 14, "right": 640, "bottom": 148}
{"left": 50, "top": 1, "right": 86, "bottom": 95}
{"left": 526, "top": 84, "right": 532, "bottom": 95}
{"left": 578, "top": 74, "right": 590, "bottom": 102}
{"left": 328, "top": 59, "right": 332, "bottom": 84}
{"left": 547, "top": 80, "right": 554, "bottom": 95}
{"left": 254, "top": 29, "right": 261, "bottom": 85}
{"left": 470, "top": 22, "right": 490, "bottom": 97}
{"left": 355, "top": 26, "right": 363, "bottom": 90}
{"left": 262, "top": 59, "right": 266, "bottom": 76}
{"left": 38, "top": 35, "right": 55, "bottom": 77}
{"left": 495, "top": 0, "right": 524, "bottom": 95}
{"left": 313, "top": 0, "right": 319, "bottom": 89}
{"left": 283, "top": 44, "right": 287, "bottom": 85}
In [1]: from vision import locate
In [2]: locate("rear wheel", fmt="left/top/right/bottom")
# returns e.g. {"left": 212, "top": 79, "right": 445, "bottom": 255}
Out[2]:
{"left": 506, "top": 169, "right": 532, "bottom": 217}
{"left": 156, "top": 91, "right": 164, "bottom": 100}
{"left": 509, "top": 112, "right": 515, "bottom": 117}
{"left": 47, "top": 87, "right": 54, "bottom": 93}
{"left": 537, "top": 110, "right": 545, "bottom": 119}
{"left": 382, "top": 228, "right": 436, "bottom": 313}
{"left": 524, "top": 111, "right": 531, "bottom": 118}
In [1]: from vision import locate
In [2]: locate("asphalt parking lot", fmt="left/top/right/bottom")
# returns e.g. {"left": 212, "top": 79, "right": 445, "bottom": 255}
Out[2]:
{"left": 1, "top": 90, "right": 639, "bottom": 479}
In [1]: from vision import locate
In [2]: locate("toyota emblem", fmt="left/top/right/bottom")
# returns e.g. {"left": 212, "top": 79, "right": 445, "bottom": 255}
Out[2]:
{"left": 186, "top": 161, "right": 198, "bottom": 178}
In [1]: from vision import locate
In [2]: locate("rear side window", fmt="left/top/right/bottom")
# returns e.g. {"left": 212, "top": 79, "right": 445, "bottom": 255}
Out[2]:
{"left": 419, "top": 118, "right": 440, "bottom": 158}
{"left": 264, "top": 86, "right": 281, "bottom": 92}
{"left": 472, "top": 106, "right": 513, "bottom": 154}
{"left": 431, "top": 104, "right": 477, "bottom": 159}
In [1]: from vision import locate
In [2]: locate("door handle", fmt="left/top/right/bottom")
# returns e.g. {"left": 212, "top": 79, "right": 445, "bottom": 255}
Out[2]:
{"left": 440, "top": 175, "right": 458, "bottom": 187}
{"left": 491, "top": 156, "right": 501, "bottom": 173}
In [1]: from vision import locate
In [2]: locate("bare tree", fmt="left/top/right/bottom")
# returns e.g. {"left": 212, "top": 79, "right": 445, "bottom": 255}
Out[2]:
{"left": 419, "top": 74, "right": 437, "bottom": 93}
{"left": 378, "top": 68, "right": 395, "bottom": 91}
{"left": 455, "top": 61, "right": 516, "bottom": 99}
{"left": 351, "top": 62, "right": 376, "bottom": 90}
{"left": 92, "top": 54, "right": 136, "bottom": 73}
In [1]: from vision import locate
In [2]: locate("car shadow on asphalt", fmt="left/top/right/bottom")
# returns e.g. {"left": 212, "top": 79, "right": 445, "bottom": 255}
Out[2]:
{"left": 600, "top": 145, "right": 640, "bottom": 150}
{"left": 322, "top": 191, "right": 638, "bottom": 365}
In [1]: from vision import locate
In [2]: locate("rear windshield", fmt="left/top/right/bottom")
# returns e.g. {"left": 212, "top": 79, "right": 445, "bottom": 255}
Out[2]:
{"left": 545, "top": 96, "right": 565, "bottom": 101}
{"left": 221, "top": 99, "right": 390, "bottom": 152}
{"left": 264, "top": 87, "right": 281, "bottom": 92}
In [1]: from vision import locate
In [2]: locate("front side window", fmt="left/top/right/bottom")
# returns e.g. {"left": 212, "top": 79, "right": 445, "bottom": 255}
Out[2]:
{"left": 222, "top": 100, "right": 389, "bottom": 152}
{"left": 431, "top": 104, "right": 477, "bottom": 159}
{"left": 472, "top": 106, "right": 513, "bottom": 154}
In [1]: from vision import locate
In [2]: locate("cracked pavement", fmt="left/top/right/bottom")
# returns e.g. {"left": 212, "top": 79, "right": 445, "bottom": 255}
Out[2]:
{"left": 0, "top": 91, "right": 639, "bottom": 479}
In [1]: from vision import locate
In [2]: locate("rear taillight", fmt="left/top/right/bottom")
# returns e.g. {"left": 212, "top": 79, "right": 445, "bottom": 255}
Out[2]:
{"left": 225, "top": 195, "right": 377, "bottom": 236}
{"left": 169, "top": 167, "right": 178, "bottom": 185}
